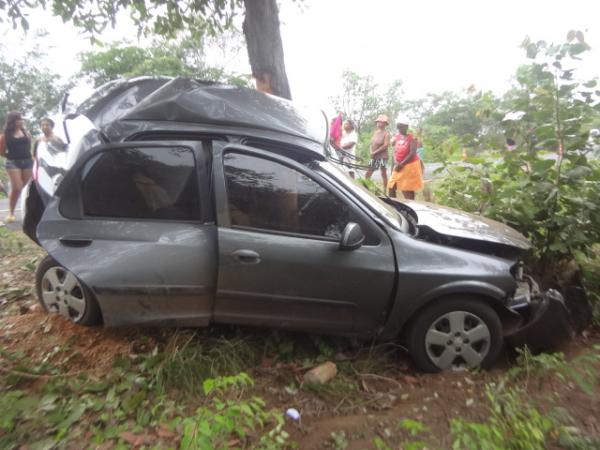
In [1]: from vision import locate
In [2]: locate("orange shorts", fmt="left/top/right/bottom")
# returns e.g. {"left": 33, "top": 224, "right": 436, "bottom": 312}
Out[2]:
{"left": 387, "top": 159, "right": 423, "bottom": 191}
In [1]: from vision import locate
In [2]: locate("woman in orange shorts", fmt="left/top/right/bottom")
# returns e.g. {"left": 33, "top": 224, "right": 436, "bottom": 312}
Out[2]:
{"left": 387, "top": 118, "right": 423, "bottom": 200}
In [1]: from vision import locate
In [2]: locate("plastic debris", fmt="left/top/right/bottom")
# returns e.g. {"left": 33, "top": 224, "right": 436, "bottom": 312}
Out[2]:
{"left": 286, "top": 408, "right": 300, "bottom": 421}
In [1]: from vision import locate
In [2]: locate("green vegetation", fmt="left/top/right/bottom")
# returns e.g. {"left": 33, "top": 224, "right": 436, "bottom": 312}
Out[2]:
{"left": 78, "top": 29, "right": 251, "bottom": 88}
{"left": 434, "top": 33, "right": 600, "bottom": 284}
{"left": 450, "top": 384, "right": 559, "bottom": 450}
{"left": 142, "top": 331, "right": 258, "bottom": 395}
{"left": 0, "top": 33, "right": 65, "bottom": 126}
{"left": 0, "top": 347, "right": 290, "bottom": 449}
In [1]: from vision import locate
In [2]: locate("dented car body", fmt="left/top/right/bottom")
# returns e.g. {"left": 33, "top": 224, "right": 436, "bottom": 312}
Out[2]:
{"left": 23, "top": 77, "right": 572, "bottom": 372}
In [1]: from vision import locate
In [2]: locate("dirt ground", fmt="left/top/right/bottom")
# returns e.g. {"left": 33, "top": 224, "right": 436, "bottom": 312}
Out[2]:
{"left": 1, "top": 230, "right": 599, "bottom": 449}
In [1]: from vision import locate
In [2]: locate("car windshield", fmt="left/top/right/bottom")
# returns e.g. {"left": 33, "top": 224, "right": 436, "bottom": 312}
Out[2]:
{"left": 317, "top": 161, "right": 406, "bottom": 232}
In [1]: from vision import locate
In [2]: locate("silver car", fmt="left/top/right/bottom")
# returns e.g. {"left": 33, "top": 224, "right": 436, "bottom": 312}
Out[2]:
{"left": 23, "top": 77, "right": 572, "bottom": 372}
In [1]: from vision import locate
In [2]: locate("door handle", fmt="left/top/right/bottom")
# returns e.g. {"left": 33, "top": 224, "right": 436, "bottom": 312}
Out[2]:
{"left": 59, "top": 237, "right": 93, "bottom": 247}
{"left": 232, "top": 249, "right": 261, "bottom": 264}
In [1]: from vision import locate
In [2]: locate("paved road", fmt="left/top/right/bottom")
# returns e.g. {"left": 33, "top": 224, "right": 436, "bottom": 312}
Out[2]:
{"left": 0, "top": 196, "right": 22, "bottom": 230}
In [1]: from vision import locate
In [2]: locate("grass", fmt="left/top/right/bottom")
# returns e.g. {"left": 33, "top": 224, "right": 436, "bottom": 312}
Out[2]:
{"left": 141, "top": 330, "right": 258, "bottom": 395}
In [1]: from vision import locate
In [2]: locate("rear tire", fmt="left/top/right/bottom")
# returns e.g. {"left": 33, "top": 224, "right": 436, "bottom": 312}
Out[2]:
{"left": 36, "top": 255, "right": 101, "bottom": 326}
{"left": 407, "top": 296, "right": 503, "bottom": 372}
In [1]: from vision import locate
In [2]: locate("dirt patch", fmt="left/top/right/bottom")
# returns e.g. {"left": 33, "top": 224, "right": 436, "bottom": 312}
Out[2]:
{"left": 0, "top": 312, "right": 152, "bottom": 375}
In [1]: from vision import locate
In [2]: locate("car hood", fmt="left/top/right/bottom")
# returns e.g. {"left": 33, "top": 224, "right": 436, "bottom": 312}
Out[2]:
{"left": 401, "top": 200, "right": 532, "bottom": 250}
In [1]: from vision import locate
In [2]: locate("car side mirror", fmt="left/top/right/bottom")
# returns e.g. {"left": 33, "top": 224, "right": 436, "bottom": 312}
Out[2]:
{"left": 339, "top": 222, "right": 365, "bottom": 251}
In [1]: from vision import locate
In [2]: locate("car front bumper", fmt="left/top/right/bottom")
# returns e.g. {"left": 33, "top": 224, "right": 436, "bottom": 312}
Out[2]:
{"left": 505, "top": 288, "right": 575, "bottom": 351}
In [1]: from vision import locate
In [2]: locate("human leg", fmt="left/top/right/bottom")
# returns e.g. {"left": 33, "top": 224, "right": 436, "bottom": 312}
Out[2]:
{"left": 7, "top": 169, "right": 23, "bottom": 216}
{"left": 380, "top": 167, "right": 388, "bottom": 193}
{"left": 20, "top": 168, "right": 32, "bottom": 185}
{"left": 402, "top": 191, "right": 415, "bottom": 200}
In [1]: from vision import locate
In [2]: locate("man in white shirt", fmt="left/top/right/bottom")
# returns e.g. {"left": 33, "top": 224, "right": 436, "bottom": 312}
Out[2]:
{"left": 340, "top": 119, "right": 358, "bottom": 178}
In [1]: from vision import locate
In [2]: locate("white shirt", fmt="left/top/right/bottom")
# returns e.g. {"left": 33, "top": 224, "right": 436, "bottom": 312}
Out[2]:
{"left": 340, "top": 130, "right": 358, "bottom": 155}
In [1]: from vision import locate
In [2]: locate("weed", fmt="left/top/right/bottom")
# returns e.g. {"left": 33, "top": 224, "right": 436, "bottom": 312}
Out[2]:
{"left": 399, "top": 418, "right": 429, "bottom": 437}
{"left": 327, "top": 431, "right": 348, "bottom": 450}
{"left": 372, "top": 419, "right": 431, "bottom": 450}
{"left": 143, "top": 331, "right": 257, "bottom": 394}
{"left": 511, "top": 345, "right": 600, "bottom": 395}
{"left": 356, "top": 177, "right": 384, "bottom": 196}
{"left": 557, "top": 428, "right": 600, "bottom": 450}
{"left": 0, "top": 228, "right": 24, "bottom": 255}
{"left": 373, "top": 437, "right": 392, "bottom": 450}
{"left": 0, "top": 350, "right": 291, "bottom": 449}
{"left": 181, "top": 372, "right": 289, "bottom": 449}
{"left": 21, "top": 255, "right": 41, "bottom": 273}
{"left": 450, "top": 383, "right": 558, "bottom": 450}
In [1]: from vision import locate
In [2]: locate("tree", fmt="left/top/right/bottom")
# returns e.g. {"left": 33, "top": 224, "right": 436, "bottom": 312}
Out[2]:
{"left": 436, "top": 31, "right": 600, "bottom": 268}
{"left": 79, "top": 37, "right": 251, "bottom": 88}
{"left": 332, "top": 70, "right": 404, "bottom": 134}
{"left": 401, "top": 89, "right": 505, "bottom": 161}
{"left": 0, "top": 41, "right": 64, "bottom": 126}
{"left": 2, "top": 0, "right": 292, "bottom": 99}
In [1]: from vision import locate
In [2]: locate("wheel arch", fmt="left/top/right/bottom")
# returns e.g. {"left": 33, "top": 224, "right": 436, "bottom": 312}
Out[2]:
{"left": 394, "top": 285, "right": 521, "bottom": 341}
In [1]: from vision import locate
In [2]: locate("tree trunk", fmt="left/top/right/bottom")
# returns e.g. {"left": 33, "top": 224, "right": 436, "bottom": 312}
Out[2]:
{"left": 242, "top": 0, "right": 292, "bottom": 100}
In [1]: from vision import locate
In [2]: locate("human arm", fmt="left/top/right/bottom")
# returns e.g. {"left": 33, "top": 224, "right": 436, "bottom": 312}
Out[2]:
{"left": 0, "top": 134, "right": 5, "bottom": 157}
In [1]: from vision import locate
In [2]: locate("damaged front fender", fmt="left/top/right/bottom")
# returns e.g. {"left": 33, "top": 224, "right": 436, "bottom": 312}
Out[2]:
{"left": 506, "top": 289, "right": 575, "bottom": 351}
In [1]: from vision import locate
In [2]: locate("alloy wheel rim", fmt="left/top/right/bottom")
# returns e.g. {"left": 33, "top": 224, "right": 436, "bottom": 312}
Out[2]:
{"left": 40, "top": 267, "right": 86, "bottom": 321}
{"left": 424, "top": 310, "right": 491, "bottom": 370}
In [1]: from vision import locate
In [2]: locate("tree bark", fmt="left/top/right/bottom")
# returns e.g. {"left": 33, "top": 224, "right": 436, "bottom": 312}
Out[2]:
{"left": 242, "top": 0, "right": 292, "bottom": 100}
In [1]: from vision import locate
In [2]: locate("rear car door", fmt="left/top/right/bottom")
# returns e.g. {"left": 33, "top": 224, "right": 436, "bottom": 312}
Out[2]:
{"left": 212, "top": 144, "right": 396, "bottom": 335}
{"left": 36, "top": 141, "right": 217, "bottom": 326}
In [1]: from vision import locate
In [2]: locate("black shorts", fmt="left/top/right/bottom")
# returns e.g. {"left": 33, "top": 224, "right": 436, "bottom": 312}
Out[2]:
{"left": 5, "top": 158, "right": 33, "bottom": 170}
{"left": 369, "top": 158, "right": 388, "bottom": 170}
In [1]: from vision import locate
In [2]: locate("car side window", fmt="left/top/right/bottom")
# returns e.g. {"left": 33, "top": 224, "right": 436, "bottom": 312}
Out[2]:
{"left": 81, "top": 146, "right": 201, "bottom": 221}
{"left": 224, "top": 152, "right": 374, "bottom": 242}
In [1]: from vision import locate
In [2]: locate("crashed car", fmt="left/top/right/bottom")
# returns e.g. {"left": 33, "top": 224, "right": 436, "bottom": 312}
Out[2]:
{"left": 23, "top": 77, "right": 573, "bottom": 372}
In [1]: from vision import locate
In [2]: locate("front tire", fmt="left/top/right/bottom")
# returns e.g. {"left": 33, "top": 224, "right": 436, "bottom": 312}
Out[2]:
{"left": 407, "top": 297, "right": 503, "bottom": 372}
{"left": 36, "top": 255, "right": 101, "bottom": 326}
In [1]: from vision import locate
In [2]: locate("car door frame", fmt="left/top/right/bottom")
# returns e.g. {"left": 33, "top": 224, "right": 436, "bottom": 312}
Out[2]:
{"left": 37, "top": 140, "right": 218, "bottom": 327}
{"left": 211, "top": 142, "right": 398, "bottom": 334}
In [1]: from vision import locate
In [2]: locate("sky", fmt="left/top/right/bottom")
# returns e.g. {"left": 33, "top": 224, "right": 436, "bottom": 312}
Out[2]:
{"left": 2, "top": 0, "right": 599, "bottom": 113}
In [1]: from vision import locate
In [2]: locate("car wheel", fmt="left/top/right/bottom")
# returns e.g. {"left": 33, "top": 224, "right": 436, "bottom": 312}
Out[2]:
{"left": 36, "top": 255, "right": 101, "bottom": 325}
{"left": 407, "top": 297, "right": 503, "bottom": 372}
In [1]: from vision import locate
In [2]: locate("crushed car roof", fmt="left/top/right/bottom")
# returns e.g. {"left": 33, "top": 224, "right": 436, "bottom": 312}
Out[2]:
{"left": 74, "top": 77, "right": 327, "bottom": 145}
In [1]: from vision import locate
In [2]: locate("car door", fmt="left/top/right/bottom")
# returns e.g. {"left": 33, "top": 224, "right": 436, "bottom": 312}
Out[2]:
{"left": 36, "top": 141, "right": 217, "bottom": 327}
{"left": 212, "top": 144, "right": 396, "bottom": 334}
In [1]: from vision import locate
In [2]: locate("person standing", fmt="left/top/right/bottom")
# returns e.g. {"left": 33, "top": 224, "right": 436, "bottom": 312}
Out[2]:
{"left": 34, "top": 117, "right": 65, "bottom": 156}
{"left": 387, "top": 118, "right": 423, "bottom": 200}
{"left": 0, "top": 112, "right": 33, "bottom": 223}
{"left": 339, "top": 119, "right": 358, "bottom": 178}
{"left": 365, "top": 114, "right": 391, "bottom": 193}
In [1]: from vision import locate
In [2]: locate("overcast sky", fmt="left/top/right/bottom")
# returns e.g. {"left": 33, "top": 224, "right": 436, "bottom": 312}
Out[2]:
{"left": 2, "top": 0, "right": 599, "bottom": 112}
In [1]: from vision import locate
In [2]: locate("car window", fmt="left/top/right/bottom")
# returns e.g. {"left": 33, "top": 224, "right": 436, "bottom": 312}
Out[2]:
{"left": 224, "top": 152, "right": 375, "bottom": 242}
{"left": 81, "top": 146, "right": 201, "bottom": 221}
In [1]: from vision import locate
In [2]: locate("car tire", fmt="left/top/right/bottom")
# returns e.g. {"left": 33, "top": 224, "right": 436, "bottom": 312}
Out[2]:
{"left": 407, "top": 296, "right": 503, "bottom": 373}
{"left": 35, "top": 255, "right": 101, "bottom": 326}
